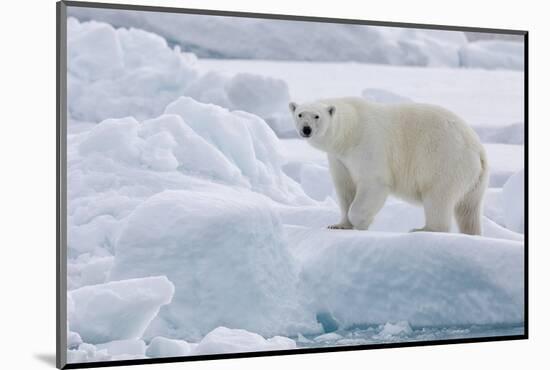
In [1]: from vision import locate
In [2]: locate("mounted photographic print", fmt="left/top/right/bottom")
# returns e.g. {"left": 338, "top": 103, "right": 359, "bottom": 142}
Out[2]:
{"left": 56, "top": 1, "right": 528, "bottom": 368}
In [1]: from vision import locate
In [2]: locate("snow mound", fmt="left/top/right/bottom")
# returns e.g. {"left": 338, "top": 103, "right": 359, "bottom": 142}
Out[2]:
{"left": 68, "top": 276, "right": 174, "bottom": 344}
{"left": 96, "top": 339, "right": 146, "bottom": 357}
{"left": 68, "top": 254, "right": 114, "bottom": 290}
{"left": 146, "top": 337, "right": 194, "bottom": 358}
{"left": 193, "top": 327, "right": 296, "bottom": 355}
{"left": 163, "top": 97, "right": 311, "bottom": 203}
{"left": 473, "top": 123, "right": 524, "bottom": 145}
{"left": 67, "top": 17, "right": 295, "bottom": 137}
{"left": 484, "top": 188, "right": 506, "bottom": 226}
{"left": 287, "top": 226, "right": 524, "bottom": 329}
{"left": 298, "top": 164, "right": 334, "bottom": 202}
{"left": 483, "top": 187, "right": 524, "bottom": 242}
{"left": 67, "top": 17, "right": 198, "bottom": 123}
{"left": 69, "top": 7, "right": 524, "bottom": 70}
{"left": 68, "top": 341, "right": 148, "bottom": 363}
{"left": 459, "top": 40, "right": 525, "bottom": 70}
{"left": 362, "top": 88, "right": 413, "bottom": 104}
{"left": 68, "top": 8, "right": 477, "bottom": 68}
{"left": 486, "top": 144, "right": 524, "bottom": 187}
{"left": 503, "top": 169, "right": 525, "bottom": 233}
{"left": 225, "top": 73, "right": 290, "bottom": 117}
{"left": 182, "top": 71, "right": 295, "bottom": 136}
{"left": 71, "top": 327, "right": 296, "bottom": 363}
{"left": 67, "top": 104, "right": 313, "bottom": 265}
{"left": 109, "top": 190, "right": 319, "bottom": 341}
{"left": 163, "top": 97, "right": 280, "bottom": 182}
{"left": 226, "top": 73, "right": 294, "bottom": 137}
{"left": 78, "top": 114, "right": 245, "bottom": 182}
{"left": 483, "top": 217, "right": 524, "bottom": 241}
{"left": 67, "top": 343, "right": 111, "bottom": 363}
{"left": 66, "top": 115, "right": 233, "bottom": 270}
{"left": 67, "top": 19, "right": 124, "bottom": 81}
{"left": 275, "top": 203, "right": 340, "bottom": 230}
{"left": 67, "top": 328, "right": 83, "bottom": 349}
{"left": 377, "top": 321, "right": 413, "bottom": 339}
{"left": 313, "top": 332, "right": 343, "bottom": 342}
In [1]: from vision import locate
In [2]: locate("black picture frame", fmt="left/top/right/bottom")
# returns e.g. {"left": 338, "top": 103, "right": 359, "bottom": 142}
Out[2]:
{"left": 56, "top": 1, "right": 529, "bottom": 368}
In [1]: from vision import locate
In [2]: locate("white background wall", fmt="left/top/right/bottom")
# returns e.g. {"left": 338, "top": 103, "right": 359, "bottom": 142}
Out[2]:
{"left": 0, "top": 0, "right": 546, "bottom": 368}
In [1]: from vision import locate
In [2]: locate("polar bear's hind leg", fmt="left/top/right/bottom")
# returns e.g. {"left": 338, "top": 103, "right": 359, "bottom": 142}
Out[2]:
{"left": 454, "top": 194, "right": 482, "bottom": 235}
{"left": 454, "top": 156, "right": 488, "bottom": 235}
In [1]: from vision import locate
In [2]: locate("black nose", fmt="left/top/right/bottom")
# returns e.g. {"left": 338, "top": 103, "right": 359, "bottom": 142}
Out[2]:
{"left": 302, "top": 126, "right": 312, "bottom": 137}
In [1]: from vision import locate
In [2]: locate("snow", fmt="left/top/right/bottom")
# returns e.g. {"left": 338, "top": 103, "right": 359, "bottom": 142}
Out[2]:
{"left": 146, "top": 337, "right": 194, "bottom": 358}
{"left": 200, "top": 58, "right": 524, "bottom": 129}
{"left": 485, "top": 144, "right": 524, "bottom": 187}
{"left": 96, "top": 339, "right": 146, "bottom": 357}
{"left": 67, "top": 17, "right": 296, "bottom": 136}
{"left": 67, "top": 255, "right": 114, "bottom": 290}
{"left": 68, "top": 7, "right": 522, "bottom": 70}
{"left": 484, "top": 188, "right": 506, "bottom": 226}
{"left": 68, "top": 276, "right": 175, "bottom": 344}
{"left": 224, "top": 73, "right": 292, "bottom": 130}
{"left": 67, "top": 341, "right": 148, "bottom": 363}
{"left": 67, "top": 343, "right": 110, "bottom": 363}
{"left": 362, "top": 88, "right": 413, "bottom": 104}
{"left": 193, "top": 327, "right": 296, "bottom": 355}
{"left": 67, "top": 15, "right": 524, "bottom": 137}
{"left": 67, "top": 329, "right": 83, "bottom": 349}
{"left": 64, "top": 16, "right": 525, "bottom": 363}
{"left": 297, "top": 333, "right": 313, "bottom": 344}
{"left": 139, "top": 113, "right": 243, "bottom": 179}
{"left": 69, "top": 327, "right": 296, "bottom": 362}
{"left": 182, "top": 72, "right": 295, "bottom": 136}
{"left": 66, "top": 101, "right": 312, "bottom": 286}
{"left": 162, "top": 97, "right": 304, "bottom": 202}
{"left": 298, "top": 323, "right": 523, "bottom": 347}
{"left": 377, "top": 321, "right": 413, "bottom": 338}
{"left": 298, "top": 164, "right": 334, "bottom": 202}
{"left": 459, "top": 41, "right": 525, "bottom": 70}
{"left": 313, "top": 332, "right": 344, "bottom": 342}
{"left": 67, "top": 17, "right": 198, "bottom": 123}
{"left": 503, "top": 170, "right": 525, "bottom": 233}
{"left": 473, "top": 122, "right": 524, "bottom": 145}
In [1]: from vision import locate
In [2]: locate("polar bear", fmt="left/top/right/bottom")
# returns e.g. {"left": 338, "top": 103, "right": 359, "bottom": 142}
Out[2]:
{"left": 289, "top": 97, "right": 488, "bottom": 235}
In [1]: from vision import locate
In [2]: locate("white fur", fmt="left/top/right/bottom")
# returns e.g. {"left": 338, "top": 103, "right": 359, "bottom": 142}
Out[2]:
{"left": 289, "top": 97, "right": 488, "bottom": 235}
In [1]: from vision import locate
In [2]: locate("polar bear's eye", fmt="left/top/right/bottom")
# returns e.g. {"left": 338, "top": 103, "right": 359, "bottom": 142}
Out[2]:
{"left": 298, "top": 113, "right": 302, "bottom": 118}
{"left": 314, "top": 115, "right": 320, "bottom": 119}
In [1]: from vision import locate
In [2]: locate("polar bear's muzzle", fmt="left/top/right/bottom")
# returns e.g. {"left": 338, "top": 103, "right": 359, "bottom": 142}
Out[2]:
{"left": 301, "top": 126, "right": 312, "bottom": 138}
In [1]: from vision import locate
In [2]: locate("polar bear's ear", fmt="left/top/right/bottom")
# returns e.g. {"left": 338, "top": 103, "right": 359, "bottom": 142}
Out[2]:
{"left": 289, "top": 102, "right": 298, "bottom": 113}
{"left": 327, "top": 105, "right": 336, "bottom": 116}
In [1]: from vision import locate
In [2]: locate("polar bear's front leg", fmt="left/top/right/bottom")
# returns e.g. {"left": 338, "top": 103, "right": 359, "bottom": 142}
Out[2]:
{"left": 327, "top": 156, "right": 355, "bottom": 229}
{"left": 347, "top": 181, "right": 389, "bottom": 230}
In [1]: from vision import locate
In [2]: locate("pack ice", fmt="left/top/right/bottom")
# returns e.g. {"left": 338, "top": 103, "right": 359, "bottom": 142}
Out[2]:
{"left": 65, "top": 17, "right": 525, "bottom": 361}
{"left": 67, "top": 17, "right": 295, "bottom": 136}
{"left": 68, "top": 7, "right": 523, "bottom": 70}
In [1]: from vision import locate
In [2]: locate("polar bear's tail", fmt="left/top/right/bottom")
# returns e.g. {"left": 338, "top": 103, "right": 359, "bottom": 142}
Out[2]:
{"left": 454, "top": 149, "right": 489, "bottom": 235}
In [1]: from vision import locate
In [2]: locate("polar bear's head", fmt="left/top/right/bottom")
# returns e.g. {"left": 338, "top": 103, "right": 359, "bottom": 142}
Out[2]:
{"left": 289, "top": 101, "right": 336, "bottom": 140}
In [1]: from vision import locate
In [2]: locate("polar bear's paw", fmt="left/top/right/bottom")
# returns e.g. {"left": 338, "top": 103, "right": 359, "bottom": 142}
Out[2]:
{"left": 328, "top": 223, "right": 353, "bottom": 230}
{"left": 410, "top": 226, "right": 448, "bottom": 233}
